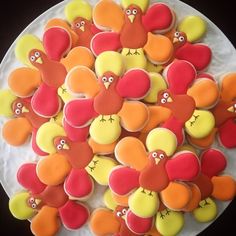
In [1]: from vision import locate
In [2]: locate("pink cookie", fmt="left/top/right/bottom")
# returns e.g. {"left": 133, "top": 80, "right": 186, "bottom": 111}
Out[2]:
{"left": 43, "top": 27, "right": 72, "bottom": 61}
{"left": 163, "top": 60, "right": 197, "bottom": 95}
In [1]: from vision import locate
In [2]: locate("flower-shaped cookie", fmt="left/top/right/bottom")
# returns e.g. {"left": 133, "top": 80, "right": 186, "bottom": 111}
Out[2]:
{"left": 91, "top": 0, "right": 175, "bottom": 65}
{"left": 35, "top": 122, "right": 117, "bottom": 199}
{"left": 9, "top": 163, "right": 89, "bottom": 235}
{"left": 109, "top": 128, "right": 200, "bottom": 219}
{"left": 64, "top": 51, "right": 151, "bottom": 144}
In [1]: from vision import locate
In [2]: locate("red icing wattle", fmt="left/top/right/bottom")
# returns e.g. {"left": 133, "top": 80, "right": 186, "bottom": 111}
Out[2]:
{"left": 17, "top": 163, "right": 46, "bottom": 194}
{"left": 166, "top": 152, "right": 200, "bottom": 181}
{"left": 43, "top": 27, "right": 71, "bottom": 61}
{"left": 200, "top": 149, "right": 227, "bottom": 178}
{"left": 31, "top": 83, "right": 61, "bottom": 118}
{"left": 31, "top": 128, "right": 48, "bottom": 156}
{"left": 63, "top": 119, "right": 89, "bottom": 142}
{"left": 64, "top": 169, "right": 93, "bottom": 199}
{"left": 175, "top": 42, "right": 212, "bottom": 71}
{"left": 126, "top": 210, "right": 153, "bottom": 234}
{"left": 91, "top": 32, "right": 122, "bottom": 56}
{"left": 116, "top": 70, "right": 150, "bottom": 99}
{"left": 109, "top": 167, "right": 140, "bottom": 195}
{"left": 59, "top": 200, "right": 89, "bottom": 230}
{"left": 142, "top": 3, "right": 174, "bottom": 33}
{"left": 64, "top": 98, "right": 98, "bottom": 128}
{"left": 165, "top": 60, "right": 197, "bottom": 95}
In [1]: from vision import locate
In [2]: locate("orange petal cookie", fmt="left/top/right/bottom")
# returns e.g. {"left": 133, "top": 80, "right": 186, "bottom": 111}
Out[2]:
{"left": 220, "top": 73, "right": 236, "bottom": 102}
{"left": 36, "top": 153, "right": 71, "bottom": 185}
{"left": 111, "top": 192, "right": 129, "bottom": 207}
{"left": 2, "top": 118, "right": 32, "bottom": 146}
{"left": 61, "top": 47, "right": 95, "bottom": 72}
{"left": 183, "top": 184, "right": 201, "bottom": 212}
{"left": 8, "top": 67, "right": 41, "bottom": 97}
{"left": 187, "top": 79, "right": 219, "bottom": 109}
{"left": 118, "top": 101, "right": 149, "bottom": 132}
{"left": 31, "top": 206, "right": 60, "bottom": 236}
{"left": 65, "top": 66, "right": 99, "bottom": 98}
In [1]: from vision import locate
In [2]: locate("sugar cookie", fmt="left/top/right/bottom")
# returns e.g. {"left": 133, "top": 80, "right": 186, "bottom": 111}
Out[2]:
{"left": 0, "top": 90, "right": 17, "bottom": 117}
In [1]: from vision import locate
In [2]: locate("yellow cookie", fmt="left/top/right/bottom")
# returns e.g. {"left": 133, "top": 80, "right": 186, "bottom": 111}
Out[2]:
{"left": 146, "top": 61, "right": 164, "bottom": 73}
{"left": 129, "top": 187, "right": 159, "bottom": 218}
{"left": 36, "top": 122, "right": 66, "bottom": 154}
{"left": 0, "top": 89, "right": 17, "bottom": 117}
{"left": 193, "top": 198, "right": 217, "bottom": 222}
{"left": 121, "top": 0, "right": 149, "bottom": 12}
{"left": 103, "top": 189, "right": 117, "bottom": 211}
{"left": 85, "top": 155, "right": 117, "bottom": 185}
{"left": 178, "top": 16, "right": 207, "bottom": 42}
{"left": 89, "top": 115, "right": 122, "bottom": 145}
{"left": 15, "top": 34, "right": 44, "bottom": 68}
{"left": 156, "top": 209, "right": 184, "bottom": 236}
{"left": 143, "top": 73, "right": 167, "bottom": 103}
{"left": 58, "top": 84, "right": 76, "bottom": 103}
{"left": 50, "top": 111, "right": 64, "bottom": 126}
{"left": 121, "top": 48, "right": 147, "bottom": 70}
{"left": 9, "top": 192, "right": 36, "bottom": 220}
{"left": 146, "top": 128, "right": 177, "bottom": 156}
{"left": 185, "top": 110, "right": 215, "bottom": 139}
{"left": 95, "top": 51, "right": 124, "bottom": 77}
{"left": 64, "top": 0, "right": 92, "bottom": 23}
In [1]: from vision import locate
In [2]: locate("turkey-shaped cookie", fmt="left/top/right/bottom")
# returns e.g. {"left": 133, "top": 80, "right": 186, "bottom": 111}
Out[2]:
{"left": 172, "top": 31, "right": 212, "bottom": 71}
{"left": 91, "top": 0, "right": 175, "bottom": 65}
{"left": 9, "top": 163, "right": 89, "bottom": 235}
{"left": 109, "top": 128, "right": 200, "bottom": 218}
{"left": 64, "top": 51, "right": 150, "bottom": 144}
{"left": 0, "top": 90, "right": 48, "bottom": 154}
{"left": 36, "top": 122, "right": 117, "bottom": 199}
{"left": 64, "top": 0, "right": 101, "bottom": 49}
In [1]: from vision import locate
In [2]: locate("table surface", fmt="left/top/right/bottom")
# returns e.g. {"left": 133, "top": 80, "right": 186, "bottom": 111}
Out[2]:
{"left": 0, "top": 0, "right": 235, "bottom": 235}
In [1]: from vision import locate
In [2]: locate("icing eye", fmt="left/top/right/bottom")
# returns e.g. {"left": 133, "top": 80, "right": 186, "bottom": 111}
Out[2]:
{"left": 16, "top": 103, "right": 22, "bottom": 108}
{"left": 161, "top": 98, "right": 167, "bottom": 104}
{"left": 234, "top": 104, "right": 236, "bottom": 108}
{"left": 116, "top": 212, "right": 122, "bottom": 217}
{"left": 152, "top": 152, "right": 157, "bottom": 158}
{"left": 126, "top": 9, "right": 131, "bottom": 15}
{"left": 108, "top": 77, "right": 114, "bottom": 83}
{"left": 122, "top": 209, "right": 127, "bottom": 215}
{"left": 174, "top": 32, "right": 180, "bottom": 37}
{"left": 60, "top": 139, "right": 66, "bottom": 145}
{"left": 30, "top": 56, "right": 36, "bottom": 62}
{"left": 159, "top": 154, "right": 165, "bottom": 159}
{"left": 35, "top": 51, "right": 40, "bottom": 57}
{"left": 179, "top": 36, "right": 185, "bottom": 42}
{"left": 132, "top": 9, "right": 137, "bottom": 15}
{"left": 57, "top": 144, "right": 62, "bottom": 150}
{"left": 102, "top": 77, "right": 107, "bottom": 82}
{"left": 29, "top": 197, "right": 34, "bottom": 203}
{"left": 15, "top": 109, "right": 21, "bottom": 115}
{"left": 31, "top": 203, "right": 37, "bottom": 209}
{"left": 80, "top": 21, "right": 85, "bottom": 26}
{"left": 163, "top": 93, "right": 169, "bottom": 99}
{"left": 76, "top": 23, "right": 80, "bottom": 28}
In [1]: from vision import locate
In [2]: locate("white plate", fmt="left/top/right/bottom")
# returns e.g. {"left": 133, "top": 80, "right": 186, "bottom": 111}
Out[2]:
{"left": 0, "top": 0, "right": 236, "bottom": 235}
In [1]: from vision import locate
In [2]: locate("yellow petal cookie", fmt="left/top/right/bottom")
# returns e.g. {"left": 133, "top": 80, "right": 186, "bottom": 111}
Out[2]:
{"left": 0, "top": 89, "right": 17, "bottom": 117}
{"left": 121, "top": 0, "right": 149, "bottom": 12}
{"left": 103, "top": 189, "right": 117, "bottom": 211}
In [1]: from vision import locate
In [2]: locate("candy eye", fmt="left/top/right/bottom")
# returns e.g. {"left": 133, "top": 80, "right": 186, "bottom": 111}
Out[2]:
{"left": 152, "top": 152, "right": 157, "bottom": 158}
{"left": 29, "top": 197, "right": 34, "bottom": 203}
{"left": 179, "top": 36, "right": 185, "bottom": 42}
{"left": 159, "top": 154, "right": 165, "bottom": 159}
{"left": 126, "top": 9, "right": 131, "bottom": 15}
{"left": 161, "top": 98, "right": 166, "bottom": 104}
{"left": 15, "top": 109, "right": 21, "bottom": 115}
{"left": 60, "top": 139, "right": 65, "bottom": 145}
{"left": 116, "top": 212, "right": 122, "bottom": 217}
{"left": 57, "top": 144, "right": 62, "bottom": 150}
{"left": 35, "top": 51, "right": 40, "bottom": 57}
{"left": 234, "top": 104, "right": 236, "bottom": 109}
{"left": 31, "top": 203, "right": 37, "bottom": 209}
{"left": 76, "top": 23, "right": 80, "bottom": 28}
{"left": 163, "top": 93, "right": 169, "bottom": 99}
{"left": 122, "top": 209, "right": 127, "bottom": 215}
{"left": 17, "top": 103, "right": 22, "bottom": 108}
{"left": 30, "top": 56, "right": 36, "bottom": 62}
{"left": 80, "top": 21, "right": 85, "bottom": 26}
{"left": 132, "top": 9, "right": 137, "bottom": 14}
{"left": 174, "top": 32, "right": 180, "bottom": 37}
{"left": 102, "top": 77, "right": 107, "bottom": 82}
{"left": 108, "top": 77, "right": 114, "bottom": 83}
